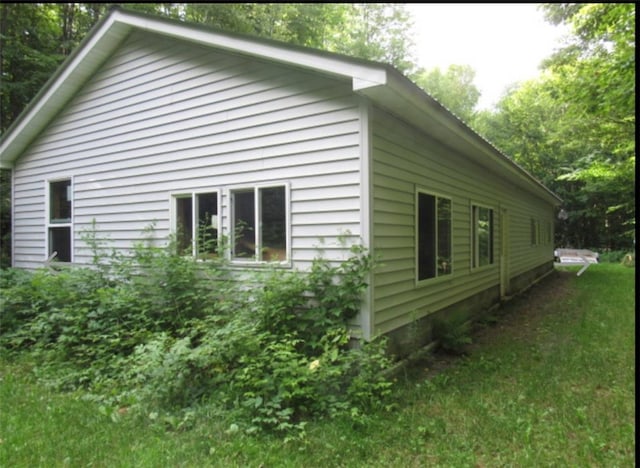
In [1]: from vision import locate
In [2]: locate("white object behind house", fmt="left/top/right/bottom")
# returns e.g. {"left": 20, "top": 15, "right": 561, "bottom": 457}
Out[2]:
{"left": 554, "top": 248, "right": 599, "bottom": 276}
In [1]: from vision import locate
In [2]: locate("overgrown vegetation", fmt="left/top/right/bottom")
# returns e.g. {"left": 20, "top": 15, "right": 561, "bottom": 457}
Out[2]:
{"left": 0, "top": 229, "right": 393, "bottom": 438}
{"left": 597, "top": 249, "right": 635, "bottom": 264}
{"left": 431, "top": 316, "right": 472, "bottom": 356}
{"left": 1, "top": 264, "right": 634, "bottom": 466}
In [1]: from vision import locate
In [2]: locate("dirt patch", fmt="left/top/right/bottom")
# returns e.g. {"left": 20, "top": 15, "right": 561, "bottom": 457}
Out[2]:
{"left": 407, "top": 269, "right": 575, "bottom": 378}
{"left": 470, "top": 269, "right": 573, "bottom": 347}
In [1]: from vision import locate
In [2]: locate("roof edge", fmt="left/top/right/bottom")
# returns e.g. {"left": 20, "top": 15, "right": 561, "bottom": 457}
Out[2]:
{"left": 371, "top": 69, "right": 563, "bottom": 205}
{"left": 0, "top": 12, "right": 129, "bottom": 166}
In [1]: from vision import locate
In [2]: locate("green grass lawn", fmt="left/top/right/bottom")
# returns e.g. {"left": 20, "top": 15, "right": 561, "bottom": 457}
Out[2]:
{"left": 1, "top": 264, "right": 635, "bottom": 467}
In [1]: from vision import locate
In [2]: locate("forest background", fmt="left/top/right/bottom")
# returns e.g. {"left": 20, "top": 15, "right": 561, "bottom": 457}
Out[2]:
{"left": 0, "top": 3, "right": 635, "bottom": 267}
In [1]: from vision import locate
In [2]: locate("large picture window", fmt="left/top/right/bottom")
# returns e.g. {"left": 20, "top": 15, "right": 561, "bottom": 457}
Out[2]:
{"left": 417, "top": 191, "right": 452, "bottom": 281}
{"left": 174, "top": 192, "right": 218, "bottom": 258}
{"left": 232, "top": 185, "right": 287, "bottom": 262}
{"left": 48, "top": 179, "right": 72, "bottom": 262}
{"left": 472, "top": 205, "right": 494, "bottom": 268}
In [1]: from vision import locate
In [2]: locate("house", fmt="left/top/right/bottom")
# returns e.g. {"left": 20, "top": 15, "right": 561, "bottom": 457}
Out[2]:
{"left": 0, "top": 8, "right": 561, "bottom": 356}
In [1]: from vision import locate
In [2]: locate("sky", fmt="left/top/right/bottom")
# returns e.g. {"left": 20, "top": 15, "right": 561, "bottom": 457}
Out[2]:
{"left": 406, "top": 3, "right": 570, "bottom": 110}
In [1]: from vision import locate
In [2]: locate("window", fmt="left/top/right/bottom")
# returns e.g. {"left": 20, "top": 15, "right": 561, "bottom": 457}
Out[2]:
{"left": 531, "top": 218, "right": 540, "bottom": 246}
{"left": 417, "top": 191, "right": 452, "bottom": 281}
{"left": 48, "top": 179, "right": 72, "bottom": 262}
{"left": 472, "top": 205, "right": 494, "bottom": 268}
{"left": 545, "top": 221, "right": 552, "bottom": 244}
{"left": 174, "top": 192, "right": 218, "bottom": 257}
{"left": 232, "top": 185, "right": 287, "bottom": 262}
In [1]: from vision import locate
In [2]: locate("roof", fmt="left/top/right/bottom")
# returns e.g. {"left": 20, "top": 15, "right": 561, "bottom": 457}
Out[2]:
{"left": 0, "top": 7, "right": 561, "bottom": 205}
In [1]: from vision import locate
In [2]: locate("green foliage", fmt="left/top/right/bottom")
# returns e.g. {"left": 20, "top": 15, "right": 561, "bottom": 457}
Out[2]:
{"left": 431, "top": 316, "right": 472, "bottom": 355}
{"left": 413, "top": 64, "right": 481, "bottom": 123}
{"left": 475, "top": 4, "right": 635, "bottom": 251}
{"left": 123, "top": 244, "right": 391, "bottom": 437}
{"left": 329, "top": 4, "right": 418, "bottom": 75}
{"left": 596, "top": 249, "right": 634, "bottom": 264}
{"left": 0, "top": 4, "right": 64, "bottom": 133}
{"left": 0, "top": 231, "right": 392, "bottom": 438}
{"left": 3, "top": 265, "right": 633, "bottom": 467}
{"left": 0, "top": 169, "right": 11, "bottom": 268}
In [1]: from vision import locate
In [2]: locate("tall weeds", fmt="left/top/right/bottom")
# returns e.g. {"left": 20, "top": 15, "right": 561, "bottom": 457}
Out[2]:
{"left": 0, "top": 227, "right": 392, "bottom": 437}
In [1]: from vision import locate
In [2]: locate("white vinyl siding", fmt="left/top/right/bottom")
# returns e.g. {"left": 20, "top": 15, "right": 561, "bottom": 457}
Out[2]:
{"left": 11, "top": 31, "right": 363, "bottom": 270}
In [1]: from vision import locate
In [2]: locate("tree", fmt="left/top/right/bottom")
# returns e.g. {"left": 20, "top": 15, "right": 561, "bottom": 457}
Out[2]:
{"left": 0, "top": 4, "right": 64, "bottom": 134}
{"left": 413, "top": 64, "right": 481, "bottom": 124}
{"left": 183, "top": 3, "right": 350, "bottom": 50}
{"left": 476, "top": 3, "right": 635, "bottom": 250}
{"left": 327, "top": 3, "right": 418, "bottom": 76}
{"left": 542, "top": 3, "right": 635, "bottom": 249}
{"left": 0, "top": 169, "right": 10, "bottom": 267}
{"left": 1, "top": 3, "right": 419, "bottom": 135}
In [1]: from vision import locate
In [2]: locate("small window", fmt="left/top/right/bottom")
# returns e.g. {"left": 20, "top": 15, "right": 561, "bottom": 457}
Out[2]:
{"left": 417, "top": 191, "right": 452, "bottom": 281}
{"left": 472, "top": 205, "right": 494, "bottom": 268}
{"left": 531, "top": 218, "right": 540, "bottom": 246}
{"left": 48, "top": 179, "right": 72, "bottom": 262}
{"left": 232, "top": 186, "right": 287, "bottom": 262}
{"left": 50, "top": 180, "right": 72, "bottom": 223}
{"left": 175, "top": 192, "right": 218, "bottom": 257}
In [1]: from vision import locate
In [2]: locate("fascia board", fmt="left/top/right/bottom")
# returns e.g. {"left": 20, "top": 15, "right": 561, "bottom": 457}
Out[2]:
{"left": 115, "top": 11, "right": 388, "bottom": 89}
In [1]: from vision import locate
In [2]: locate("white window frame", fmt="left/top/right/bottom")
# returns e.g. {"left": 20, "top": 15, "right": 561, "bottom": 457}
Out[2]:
{"left": 415, "top": 188, "right": 453, "bottom": 284}
{"left": 170, "top": 189, "right": 220, "bottom": 258}
{"left": 229, "top": 182, "right": 290, "bottom": 265}
{"left": 45, "top": 177, "right": 74, "bottom": 263}
{"left": 471, "top": 203, "right": 495, "bottom": 269}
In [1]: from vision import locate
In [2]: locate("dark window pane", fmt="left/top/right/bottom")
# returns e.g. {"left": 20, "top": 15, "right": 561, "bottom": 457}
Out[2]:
{"left": 197, "top": 192, "right": 218, "bottom": 256}
{"left": 474, "top": 206, "right": 494, "bottom": 267}
{"left": 233, "top": 190, "right": 255, "bottom": 258}
{"left": 437, "top": 198, "right": 452, "bottom": 275}
{"left": 176, "top": 197, "right": 193, "bottom": 254}
{"left": 49, "top": 226, "right": 71, "bottom": 262}
{"left": 418, "top": 193, "right": 436, "bottom": 280}
{"left": 260, "top": 186, "right": 286, "bottom": 261}
{"left": 50, "top": 180, "right": 71, "bottom": 223}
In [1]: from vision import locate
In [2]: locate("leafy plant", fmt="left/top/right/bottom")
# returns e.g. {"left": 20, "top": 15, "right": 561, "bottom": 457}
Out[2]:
{"left": 431, "top": 316, "right": 472, "bottom": 355}
{"left": 0, "top": 227, "right": 392, "bottom": 438}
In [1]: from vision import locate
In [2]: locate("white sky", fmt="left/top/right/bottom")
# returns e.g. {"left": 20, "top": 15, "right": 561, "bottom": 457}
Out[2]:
{"left": 406, "top": 3, "right": 570, "bottom": 109}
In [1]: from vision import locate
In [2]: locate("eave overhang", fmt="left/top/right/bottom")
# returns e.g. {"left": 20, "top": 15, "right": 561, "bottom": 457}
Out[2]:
{"left": 361, "top": 70, "right": 562, "bottom": 206}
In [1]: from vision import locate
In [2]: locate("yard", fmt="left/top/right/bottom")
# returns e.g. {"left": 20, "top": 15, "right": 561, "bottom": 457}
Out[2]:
{"left": 0, "top": 263, "right": 635, "bottom": 467}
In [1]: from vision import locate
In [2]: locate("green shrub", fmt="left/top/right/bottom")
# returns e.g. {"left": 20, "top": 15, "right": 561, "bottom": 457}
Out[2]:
{"left": 431, "top": 316, "right": 472, "bottom": 355}
{"left": 125, "top": 245, "right": 392, "bottom": 437}
{"left": 0, "top": 231, "right": 393, "bottom": 438}
{"left": 596, "top": 249, "right": 630, "bottom": 263}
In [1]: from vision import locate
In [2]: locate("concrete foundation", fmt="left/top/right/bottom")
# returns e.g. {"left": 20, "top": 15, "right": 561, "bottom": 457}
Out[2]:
{"left": 383, "top": 261, "right": 555, "bottom": 359}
